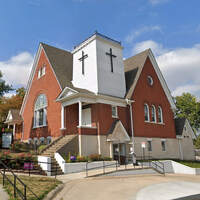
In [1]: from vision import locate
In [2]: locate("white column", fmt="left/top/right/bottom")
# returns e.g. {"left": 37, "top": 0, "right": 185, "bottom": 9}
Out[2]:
{"left": 61, "top": 105, "right": 65, "bottom": 129}
{"left": 13, "top": 124, "right": 16, "bottom": 137}
{"left": 79, "top": 101, "right": 82, "bottom": 127}
{"left": 98, "top": 135, "right": 101, "bottom": 155}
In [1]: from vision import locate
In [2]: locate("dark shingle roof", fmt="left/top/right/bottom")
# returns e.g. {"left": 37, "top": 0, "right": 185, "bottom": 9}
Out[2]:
{"left": 125, "top": 68, "right": 138, "bottom": 95}
{"left": 5, "top": 109, "right": 22, "bottom": 124}
{"left": 107, "top": 120, "right": 120, "bottom": 135}
{"left": 124, "top": 49, "right": 149, "bottom": 98}
{"left": 175, "top": 118, "right": 186, "bottom": 136}
{"left": 41, "top": 43, "right": 73, "bottom": 89}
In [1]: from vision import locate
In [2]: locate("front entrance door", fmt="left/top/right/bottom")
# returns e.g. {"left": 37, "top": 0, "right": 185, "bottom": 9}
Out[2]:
{"left": 113, "top": 143, "right": 126, "bottom": 164}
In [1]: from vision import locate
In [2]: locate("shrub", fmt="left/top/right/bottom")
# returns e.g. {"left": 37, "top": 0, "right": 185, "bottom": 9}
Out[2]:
{"left": 103, "top": 157, "right": 112, "bottom": 161}
{"left": 76, "top": 155, "right": 89, "bottom": 162}
{"left": 89, "top": 154, "right": 102, "bottom": 162}
{"left": 0, "top": 151, "right": 11, "bottom": 160}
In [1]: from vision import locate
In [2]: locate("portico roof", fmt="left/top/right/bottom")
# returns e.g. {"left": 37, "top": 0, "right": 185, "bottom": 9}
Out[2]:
{"left": 107, "top": 120, "right": 130, "bottom": 143}
{"left": 5, "top": 109, "right": 23, "bottom": 125}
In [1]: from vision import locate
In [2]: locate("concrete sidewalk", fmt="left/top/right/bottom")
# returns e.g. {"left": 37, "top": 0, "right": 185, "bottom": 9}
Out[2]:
{"left": 53, "top": 173, "right": 200, "bottom": 200}
{"left": 0, "top": 184, "right": 9, "bottom": 200}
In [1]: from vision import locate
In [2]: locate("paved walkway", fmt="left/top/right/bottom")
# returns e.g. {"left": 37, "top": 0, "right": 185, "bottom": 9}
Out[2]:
{"left": 0, "top": 184, "right": 9, "bottom": 200}
{"left": 54, "top": 172, "right": 200, "bottom": 200}
{"left": 136, "top": 181, "right": 200, "bottom": 200}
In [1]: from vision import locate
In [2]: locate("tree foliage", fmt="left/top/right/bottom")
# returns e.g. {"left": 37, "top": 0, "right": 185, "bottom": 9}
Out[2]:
{"left": 0, "top": 87, "right": 25, "bottom": 122}
{"left": 175, "top": 93, "right": 200, "bottom": 130}
{"left": 195, "top": 136, "right": 200, "bottom": 149}
{"left": 0, "top": 71, "right": 13, "bottom": 97}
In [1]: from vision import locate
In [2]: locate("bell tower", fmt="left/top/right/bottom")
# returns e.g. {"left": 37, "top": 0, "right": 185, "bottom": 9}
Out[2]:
{"left": 72, "top": 32, "right": 126, "bottom": 98}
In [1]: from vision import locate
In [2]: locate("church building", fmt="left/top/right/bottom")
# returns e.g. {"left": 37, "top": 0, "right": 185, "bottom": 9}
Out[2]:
{"left": 19, "top": 32, "right": 195, "bottom": 160}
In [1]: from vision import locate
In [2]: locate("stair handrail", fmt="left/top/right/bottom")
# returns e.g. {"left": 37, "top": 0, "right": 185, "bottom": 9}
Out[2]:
{"left": 0, "top": 159, "right": 40, "bottom": 199}
{"left": 151, "top": 160, "right": 165, "bottom": 175}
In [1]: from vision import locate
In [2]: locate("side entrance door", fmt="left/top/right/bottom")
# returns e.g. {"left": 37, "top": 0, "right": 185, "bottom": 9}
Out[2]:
{"left": 113, "top": 143, "right": 126, "bottom": 165}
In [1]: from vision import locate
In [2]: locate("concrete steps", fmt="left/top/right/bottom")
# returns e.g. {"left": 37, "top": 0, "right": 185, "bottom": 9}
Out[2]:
{"left": 41, "top": 134, "right": 77, "bottom": 176}
{"left": 42, "top": 134, "right": 76, "bottom": 157}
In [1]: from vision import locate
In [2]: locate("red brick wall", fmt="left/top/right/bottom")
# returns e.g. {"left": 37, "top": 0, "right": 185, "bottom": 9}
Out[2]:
{"left": 22, "top": 48, "right": 62, "bottom": 140}
{"left": 131, "top": 57, "right": 176, "bottom": 138}
{"left": 90, "top": 103, "right": 130, "bottom": 136}
{"left": 64, "top": 104, "right": 79, "bottom": 135}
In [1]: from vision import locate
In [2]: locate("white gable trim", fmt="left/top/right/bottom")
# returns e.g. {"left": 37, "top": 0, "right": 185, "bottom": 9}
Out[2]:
{"left": 148, "top": 50, "right": 176, "bottom": 110}
{"left": 20, "top": 44, "right": 63, "bottom": 116}
{"left": 20, "top": 44, "right": 43, "bottom": 115}
{"left": 185, "top": 119, "right": 196, "bottom": 139}
{"left": 57, "top": 87, "right": 79, "bottom": 101}
{"left": 127, "top": 49, "right": 176, "bottom": 110}
{"left": 5, "top": 110, "right": 12, "bottom": 122}
{"left": 107, "top": 121, "right": 130, "bottom": 142}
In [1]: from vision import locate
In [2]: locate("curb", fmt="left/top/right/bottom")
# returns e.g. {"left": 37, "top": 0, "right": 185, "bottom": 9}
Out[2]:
{"left": 43, "top": 183, "right": 64, "bottom": 200}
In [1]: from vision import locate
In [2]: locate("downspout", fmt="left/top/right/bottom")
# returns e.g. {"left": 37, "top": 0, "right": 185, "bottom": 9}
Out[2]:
{"left": 126, "top": 99, "right": 136, "bottom": 164}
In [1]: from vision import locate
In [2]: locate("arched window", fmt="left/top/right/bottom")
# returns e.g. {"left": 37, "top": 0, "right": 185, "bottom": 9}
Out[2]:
{"left": 151, "top": 105, "right": 156, "bottom": 122}
{"left": 34, "top": 94, "right": 47, "bottom": 127}
{"left": 144, "top": 104, "right": 150, "bottom": 122}
{"left": 158, "top": 106, "right": 163, "bottom": 123}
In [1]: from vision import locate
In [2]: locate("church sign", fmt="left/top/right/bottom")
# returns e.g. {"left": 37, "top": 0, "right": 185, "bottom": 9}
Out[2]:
{"left": 2, "top": 133, "right": 12, "bottom": 148}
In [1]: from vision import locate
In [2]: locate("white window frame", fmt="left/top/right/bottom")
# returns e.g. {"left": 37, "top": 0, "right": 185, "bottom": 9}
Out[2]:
{"left": 33, "top": 94, "right": 47, "bottom": 128}
{"left": 151, "top": 105, "right": 156, "bottom": 123}
{"left": 158, "top": 106, "right": 163, "bottom": 123}
{"left": 144, "top": 104, "right": 150, "bottom": 122}
{"left": 38, "top": 65, "right": 46, "bottom": 79}
{"left": 147, "top": 75, "right": 153, "bottom": 86}
{"left": 112, "top": 106, "right": 118, "bottom": 118}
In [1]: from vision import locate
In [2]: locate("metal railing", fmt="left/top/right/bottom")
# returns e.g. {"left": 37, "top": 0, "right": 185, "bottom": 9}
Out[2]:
{"left": 0, "top": 159, "right": 40, "bottom": 200}
{"left": 0, "top": 158, "right": 61, "bottom": 178}
{"left": 151, "top": 160, "right": 165, "bottom": 175}
{"left": 85, "top": 160, "right": 119, "bottom": 177}
{"left": 124, "top": 155, "right": 165, "bottom": 175}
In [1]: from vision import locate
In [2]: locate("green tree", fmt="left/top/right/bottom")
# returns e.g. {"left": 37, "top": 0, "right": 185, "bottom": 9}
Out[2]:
{"left": 0, "top": 71, "right": 13, "bottom": 97}
{"left": 175, "top": 93, "right": 200, "bottom": 130}
{"left": 195, "top": 135, "right": 200, "bottom": 149}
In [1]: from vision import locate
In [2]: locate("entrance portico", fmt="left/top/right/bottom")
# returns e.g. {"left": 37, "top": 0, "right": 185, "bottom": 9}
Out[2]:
{"left": 107, "top": 120, "right": 130, "bottom": 164}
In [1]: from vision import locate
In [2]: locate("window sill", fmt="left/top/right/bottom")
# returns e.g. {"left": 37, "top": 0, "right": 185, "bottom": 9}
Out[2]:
{"left": 144, "top": 121, "right": 165, "bottom": 125}
{"left": 77, "top": 125, "right": 97, "bottom": 129}
{"left": 112, "top": 115, "right": 118, "bottom": 118}
{"left": 33, "top": 125, "right": 47, "bottom": 129}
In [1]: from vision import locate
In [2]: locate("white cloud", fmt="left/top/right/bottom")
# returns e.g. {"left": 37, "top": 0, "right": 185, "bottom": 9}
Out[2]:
{"left": 125, "top": 26, "right": 162, "bottom": 43}
{"left": 0, "top": 52, "right": 33, "bottom": 88}
{"left": 149, "top": 0, "right": 171, "bottom": 5}
{"left": 132, "top": 40, "right": 200, "bottom": 97}
{"left": 132, "top": 40, "right": 167, "bottom": 56}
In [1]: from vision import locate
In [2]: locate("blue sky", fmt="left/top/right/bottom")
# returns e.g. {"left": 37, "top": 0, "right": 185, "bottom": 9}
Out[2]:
{"left": 0, "top": 0, "right": 200, "bottom": 97}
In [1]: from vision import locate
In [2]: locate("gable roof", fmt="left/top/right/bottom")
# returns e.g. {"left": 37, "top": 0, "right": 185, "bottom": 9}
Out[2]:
{"left": 124, "top": 49, "right": 176, "bottom": 110}
{"left": 41, "top": 43, "right": 73, "bottom": 89}
{"left": 20, "top": 43, "right": 73, "bottom": 115}
{"left": 5, "top": 109, "right": 22, "bottom": 124}
{"left": 175, "top": 117, "right": 197, "bottom": 139}
{"left": 107, "top": 120, "right": 130, "bottom": 142}
{"left": 175, "top": 118, "right": 186, "bottom": 136}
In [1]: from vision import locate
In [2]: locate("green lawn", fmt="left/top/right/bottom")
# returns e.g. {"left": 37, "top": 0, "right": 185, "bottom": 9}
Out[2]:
{"left": 175, "top": 160, "right": 200, "bottom": 168}
{"left": 0, "top": 175, "right": 62, "bottom": 200}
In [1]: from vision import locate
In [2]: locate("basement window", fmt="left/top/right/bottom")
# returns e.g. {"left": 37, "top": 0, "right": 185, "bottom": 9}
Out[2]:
{"left": 161, "top": 140, "right": 166, "bottom": 151}
{"left": 147, "top": 141, "right": 152, "bottom": 151}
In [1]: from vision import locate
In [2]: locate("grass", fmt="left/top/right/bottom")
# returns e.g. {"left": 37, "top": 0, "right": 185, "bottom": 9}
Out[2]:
{"left": 0, "top": 175, "right": 62, "bottom": 200}
{"left": 176, "top": 160, "right": 200, "bottom": 168}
